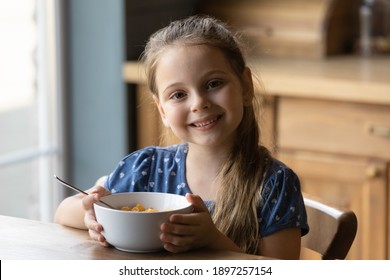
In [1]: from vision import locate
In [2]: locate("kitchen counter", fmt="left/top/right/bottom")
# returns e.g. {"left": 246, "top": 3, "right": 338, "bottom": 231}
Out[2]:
{"left": 123, "top": 56, "right": 390, "bottom": 105}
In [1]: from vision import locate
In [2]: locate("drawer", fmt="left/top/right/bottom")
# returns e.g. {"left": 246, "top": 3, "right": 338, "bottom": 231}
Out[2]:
{"left": 278, "top": 97, "right": 390, "bottom": 159}
{"left": 278, "top": 150, "right": 388, "bottom": 259}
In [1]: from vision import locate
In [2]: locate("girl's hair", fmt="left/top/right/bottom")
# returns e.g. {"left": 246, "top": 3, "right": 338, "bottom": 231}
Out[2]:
{"left": 142, "top": 14, "right": 271, "bottom": 254}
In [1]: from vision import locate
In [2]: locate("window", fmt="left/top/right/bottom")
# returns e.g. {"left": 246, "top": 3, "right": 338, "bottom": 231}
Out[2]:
{"left": 0, "top": 1, "right": 65, "bottom": 221}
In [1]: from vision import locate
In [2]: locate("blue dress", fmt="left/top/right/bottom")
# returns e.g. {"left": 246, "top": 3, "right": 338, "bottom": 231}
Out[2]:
{"left": 104, "top": 143, "right": 309, "bottom": 237}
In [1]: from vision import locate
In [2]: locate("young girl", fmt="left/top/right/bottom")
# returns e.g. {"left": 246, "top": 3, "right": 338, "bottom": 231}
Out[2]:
{"left": 55, "top": 15, "right": 308, "bottom": 259}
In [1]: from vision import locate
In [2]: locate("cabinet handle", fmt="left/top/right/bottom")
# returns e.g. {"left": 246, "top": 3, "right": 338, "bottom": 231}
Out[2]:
{"left": 366, "top": 124, "right": 390, "bottom": 138}
{"left": 365, "top": 166, "right": 381, "bottom": 178}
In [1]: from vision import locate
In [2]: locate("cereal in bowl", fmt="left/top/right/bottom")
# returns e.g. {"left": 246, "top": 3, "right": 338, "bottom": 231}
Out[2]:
{"left": 120, "top": 203, "right": 158, "bottom": 212}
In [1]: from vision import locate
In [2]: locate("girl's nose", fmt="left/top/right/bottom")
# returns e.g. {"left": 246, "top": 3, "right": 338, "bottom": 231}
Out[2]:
{"left": 191, "top": 92, "right": 210, "bottom": 112}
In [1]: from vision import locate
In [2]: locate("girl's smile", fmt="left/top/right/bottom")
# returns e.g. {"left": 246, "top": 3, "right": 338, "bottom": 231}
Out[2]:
{"left": 189, "top": 114, "right": 222, "bottom": 130}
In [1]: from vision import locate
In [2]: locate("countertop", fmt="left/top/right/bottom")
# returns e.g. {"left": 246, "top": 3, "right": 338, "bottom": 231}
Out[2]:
{"left": 123, "top": 56, "right": 390, "bottom": 105}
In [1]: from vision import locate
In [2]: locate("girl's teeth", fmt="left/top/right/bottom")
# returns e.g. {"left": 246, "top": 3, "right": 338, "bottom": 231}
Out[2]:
{"left": 194, "top": 117, "right": 217, "bottom": 127}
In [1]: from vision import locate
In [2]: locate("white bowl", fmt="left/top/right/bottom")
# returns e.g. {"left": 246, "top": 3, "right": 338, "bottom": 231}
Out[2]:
{"left": 94, "top": 192, "right": 192, "bottom": 253}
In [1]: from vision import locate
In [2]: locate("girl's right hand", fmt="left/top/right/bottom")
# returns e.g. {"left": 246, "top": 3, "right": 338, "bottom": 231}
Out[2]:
{"left": 81, "top": 186, "right": 111, "bottom": 247}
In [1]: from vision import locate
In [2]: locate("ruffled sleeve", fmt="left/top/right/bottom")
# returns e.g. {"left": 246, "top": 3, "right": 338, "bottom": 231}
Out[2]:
{"left": 258, "top": 161, "right": 309, "bottom": 237}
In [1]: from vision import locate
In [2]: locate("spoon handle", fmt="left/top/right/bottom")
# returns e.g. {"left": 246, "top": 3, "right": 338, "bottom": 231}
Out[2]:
{"left": 54, "top": 175, "right": 115, "bottom": 209}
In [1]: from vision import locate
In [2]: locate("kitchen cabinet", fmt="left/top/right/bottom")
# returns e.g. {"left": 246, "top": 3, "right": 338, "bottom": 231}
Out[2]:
{"left": 123, "top": 56, "right": 390, "bottom": 259}
{"left": 276, "top": 98, "right": 389, "bottom": 259}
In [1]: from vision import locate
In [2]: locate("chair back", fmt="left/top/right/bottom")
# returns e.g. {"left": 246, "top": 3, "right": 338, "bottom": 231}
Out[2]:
{"left": 302, "top": 193, "right": 358, "bottom": 260}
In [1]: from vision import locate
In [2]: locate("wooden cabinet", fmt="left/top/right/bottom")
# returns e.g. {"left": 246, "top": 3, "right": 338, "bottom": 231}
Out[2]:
{"left": 278, "top": 98, "right": 390, "bottom": 159}
{"left": 201, "top": 0, "right": 361, "bottom": 59}
{"left": 135, "top": 85, "right": 163, "bottom": 148}
{"left": 257, "top": 57, "right": 390, "bottom": 259}
{"left": 279, "top": 151, "right": 387, "bottom": 259}
{"left": 275, "top": 97, "right": 389, "bottom": 259}
{"left": 123, "top": 57, "right": 390, "bottom": 259}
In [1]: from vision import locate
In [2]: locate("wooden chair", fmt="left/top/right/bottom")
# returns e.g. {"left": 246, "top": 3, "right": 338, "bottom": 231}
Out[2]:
{"left": 301, "top": 193, "right": 358, "bottom": 260}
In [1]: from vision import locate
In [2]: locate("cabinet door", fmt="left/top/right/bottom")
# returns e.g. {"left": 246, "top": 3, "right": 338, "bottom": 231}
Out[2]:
{"left": 135, "top": 85, "right": 162, "bottom": 148}
{"left": 278, "top": 150, "right": 388, "bottom": 260}
{"left": 259, "top": 95, "right": 277, "bottom": 154}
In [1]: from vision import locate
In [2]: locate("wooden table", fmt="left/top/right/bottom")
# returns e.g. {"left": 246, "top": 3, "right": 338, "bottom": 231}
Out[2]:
{"left": 0, "top": 215, "right": 267, "bottom": 260}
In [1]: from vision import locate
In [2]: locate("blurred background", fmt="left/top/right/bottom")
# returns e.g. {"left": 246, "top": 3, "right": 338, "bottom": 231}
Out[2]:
{"left": 0, "top": 0, "right": 127, "bottom": 222}
{"left": 0, "top": 0, "right": 389, "bottom": 259}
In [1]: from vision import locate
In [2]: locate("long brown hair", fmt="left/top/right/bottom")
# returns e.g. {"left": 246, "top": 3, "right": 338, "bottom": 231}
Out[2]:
{"left": 142, "top": 15, "right": 270, "bottom": 254}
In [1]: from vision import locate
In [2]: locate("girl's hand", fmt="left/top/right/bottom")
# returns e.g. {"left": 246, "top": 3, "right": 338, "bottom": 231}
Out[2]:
{"left": 160, "top": 193, "right": 220, "bottom": 253}
{"left": 82, "top": 186, "right": 111, "bottom": 247}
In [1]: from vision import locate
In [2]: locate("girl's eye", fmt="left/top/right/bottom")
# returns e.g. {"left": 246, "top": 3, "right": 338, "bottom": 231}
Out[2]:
{"left": 170, "top": 91, "right": 186, "bottom": 100}
{"left": 206, "top": 80, "right": 223, "bottom": 90}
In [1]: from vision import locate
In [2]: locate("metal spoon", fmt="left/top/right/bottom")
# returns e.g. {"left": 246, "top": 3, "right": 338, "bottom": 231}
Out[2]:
{"left": 54, "top": 174, "right": 115, "bottom": 209}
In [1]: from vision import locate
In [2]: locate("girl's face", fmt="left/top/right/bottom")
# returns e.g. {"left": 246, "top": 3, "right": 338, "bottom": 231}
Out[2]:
{"left": 154, "top": 44, "right": 253, "bottom": 149}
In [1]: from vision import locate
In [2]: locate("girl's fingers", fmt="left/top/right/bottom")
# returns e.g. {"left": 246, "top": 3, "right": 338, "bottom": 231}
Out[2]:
{"left": 163, "top": 242, "right": 191, "bottom": 253}
{"left": 167, "top": 193, "right": 210, "bottom": 225}
{"left": 82, "top": 193, "right": 106, "bottom": 236}
{"left": 84, "top": 213, "right": 101, "bottom": 232}
{"left": 82, "top": 186, "right": 111, "bottom": 213}
{"left": 80, "top": 186, "right": 111, "bottom": 247}
{"left": 185, "top": 193, "right": 208, "bottom": 213}
{"left": 90, "top": 185, "right": 111, "bottom": 196}
{"left": 82, "top": 193, "right": 98, "bottom": 211}
{"left": 160, "top": 197, "right": 218, "bottom": 253}
{"left": 160, "top": 232, "right": 193, "bottom": 247}
{"left": 88, "top": 229, "right": 109, "bottom": 247}
{"left": 161, "top": 220, "right": 197, "bottom": 236}
{"left": 168, "top": 212, "right": 204, "bottom": 225}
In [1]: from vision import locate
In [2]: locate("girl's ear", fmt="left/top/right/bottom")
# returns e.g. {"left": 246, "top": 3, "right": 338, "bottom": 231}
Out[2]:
{"left": 153, "top": 95, "right": 170, "bottom": 128}
{"left": 242, "top": 67, "right": 254, "bottom": 106}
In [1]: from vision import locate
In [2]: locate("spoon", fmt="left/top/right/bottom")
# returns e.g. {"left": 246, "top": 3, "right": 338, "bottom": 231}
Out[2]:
{"left": 54, "top": 174, "right": 115, "bottom": 209}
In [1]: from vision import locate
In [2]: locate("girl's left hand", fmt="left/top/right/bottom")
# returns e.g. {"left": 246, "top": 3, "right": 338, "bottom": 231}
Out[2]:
{"left": 160, "top": 193, "right": 219, "bottom": 253}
